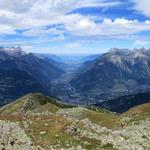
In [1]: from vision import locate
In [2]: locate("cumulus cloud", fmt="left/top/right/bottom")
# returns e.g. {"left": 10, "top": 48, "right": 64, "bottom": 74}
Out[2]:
{"left": 0, "top": 0, "right": 150, "bottom": 52}
{"left": 133, "top": 40, "right": 150, "bottom": 47}
{"left": 66, "top": 42, "right": 81, "bottom": 49}
{"left": 65, "top": 18, "right": 150, "bottom": 37}
{"left": 0, "top": 24, "right": 16, "bottom": 34}
{"left": 0, "top": 0, "right": 120, "bottom": 29}
{"left": 2, "top": 0, "right": 148, "bottom": 39}
{"left": 131, "top": 0, "right": 150, "bottom": 17}
{"left": 0, "top": 0, "right": 35, "bottom": 13}
{"left": 23, "top": 27, "right": 64, "bottom": 37}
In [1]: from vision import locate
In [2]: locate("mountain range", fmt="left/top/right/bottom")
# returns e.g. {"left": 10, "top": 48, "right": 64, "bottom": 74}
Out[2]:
{"left": 0, "top": 47, "right": 64, "bottom": 105}
{"left": 0, "top": 47, "right": 150, "bottom": 149}
{"left": 70, "top": 48, "right": 150, "bottom": 104}
{"left": 1, "top": 47, "right": 150, "bottom": 112}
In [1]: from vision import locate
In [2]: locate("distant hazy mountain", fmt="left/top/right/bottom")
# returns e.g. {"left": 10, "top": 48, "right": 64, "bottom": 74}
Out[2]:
{"left": 70, "top": 48, "right": 150, "bottom": 103}
{"left": 57, "top": 54, "right": 90, "bottom": 64}
{"left": 33, "top": 53, "right": 64, "bottom": 63}
{"left": 0, "top": 50, "right": 64, "bottom": 85}
{"left": 33, "top": 53, "right": 68, "bottom": 70}
{"left": 77, "top": 54, "right": 101, "bottom": 74}
{"left": 16, "top": 53, "right": 64, "bottom": 85}
{"left": 0, "top": 48, "right": 64, "bottom": 104}
{"left": 81, "top": 54, "right": 101, "bottom": 62}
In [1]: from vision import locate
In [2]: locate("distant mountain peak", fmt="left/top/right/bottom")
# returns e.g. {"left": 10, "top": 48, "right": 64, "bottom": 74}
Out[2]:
{"left": 0, "top": 46, "right": 26, "bottom": 57}
{"left": 70, "top": 47, "right": 150, "bottom": 107}
{"left": 108, "top": 48, "right": 131, "bottom": 55}
{"left": 133, "top": 47, "right": 146, "bottom": 52}
{"left": 132, "top": 48, "right": 148, "bottom": 59}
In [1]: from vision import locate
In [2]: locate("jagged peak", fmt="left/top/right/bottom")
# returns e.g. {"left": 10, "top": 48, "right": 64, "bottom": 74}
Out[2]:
{"left": 132, "top": 48, "right": 149, "bottom": 59}
{"left": 105, "top": 47, "right": 150, "bottom": 61}
{"left": 0, "top": 46, "right": 26, "bottom": 57}
{"left": 108, "top": 48, "right": 131, "bottom": 55}
{"left": 133, "top": 47, "right": 147, "bottom": 52}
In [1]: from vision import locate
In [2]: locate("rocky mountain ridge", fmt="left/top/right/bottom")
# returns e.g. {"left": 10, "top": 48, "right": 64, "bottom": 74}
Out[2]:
{"left": 0, "top": 47, "right": 64, "bottom": 105}
{"left": 70, "top": 48, "right": 150, "bottom": 104}
{"left": 1, "top": 47, "right": 150, "bottom": 114}
{"left": 0, "top": 93, "right": 149, "bottom": 150}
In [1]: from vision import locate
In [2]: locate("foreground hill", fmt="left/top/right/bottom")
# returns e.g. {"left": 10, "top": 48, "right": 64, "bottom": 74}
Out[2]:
{"left": 94, "top": 91, "right": 150, "bottom": 113}
{"left": 0, "top": 93, "right": 69, "bottom": 114}
{"left": 123, "top": 103, "right": 150, "bottom": 120}
{"left": 0, "top": 93, "right": 149, "bottom": 149}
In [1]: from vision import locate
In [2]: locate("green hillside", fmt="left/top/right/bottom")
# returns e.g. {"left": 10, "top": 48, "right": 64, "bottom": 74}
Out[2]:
{"left": 0, "top": 93, "right": 149, "bottom": 150}
{"left": 0, "top": 93, "right": 68, "bottom": 114}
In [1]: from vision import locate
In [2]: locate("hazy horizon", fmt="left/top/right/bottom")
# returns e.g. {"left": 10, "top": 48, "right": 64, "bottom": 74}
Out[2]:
{"left": 1, "top": 46, "right": 150, "bottom": 56}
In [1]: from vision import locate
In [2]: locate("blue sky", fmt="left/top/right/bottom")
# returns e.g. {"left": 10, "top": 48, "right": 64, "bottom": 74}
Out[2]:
{"left": 0, "top": 0, "right": 150, "bottom": 54}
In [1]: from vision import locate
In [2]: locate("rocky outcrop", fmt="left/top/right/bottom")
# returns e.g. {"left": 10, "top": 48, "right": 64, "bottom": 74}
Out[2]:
{"left": 67, "top": 118, "right": 150, "bottom": 150}
{"left": 0, "top": 120, "right": 33, "bottom": 150}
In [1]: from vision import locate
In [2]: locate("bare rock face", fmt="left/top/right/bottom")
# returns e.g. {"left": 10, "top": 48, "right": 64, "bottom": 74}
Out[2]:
{"left": 0, "top": 120, "right": 33, "bottom": 150}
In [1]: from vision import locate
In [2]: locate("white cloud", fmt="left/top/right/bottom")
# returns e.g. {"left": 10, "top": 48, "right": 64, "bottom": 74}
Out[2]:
{"left": 0, "top": 24, "right": 16, "bottom": 34}
{"left": 65, "top": 18, "right": 150, "bottom": 37}
{"left": 133, "top": 40, "right": 150, "bottom": 47}
{"left": 66, "top": 18, "right": 100, "bottom": 36}
{"left": 0, "top": 0, "right": 35, "bottom": 13}
{"left": 131, "top": 0, "right": 150, "bottom": 17}
{"left": 0, "top": 0, "right": 121, "bottom": 34}
{"left": 71, "top": 0, "right": 121, "bottom": 9}
{"left": 1, "top": 0, "right": 150, "bottom": 52}
{"left": 66, "top": 42, "right": 81, "bottom": 49}
{"left": 23, "top": 27, "right": 64, "bottom": 37}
